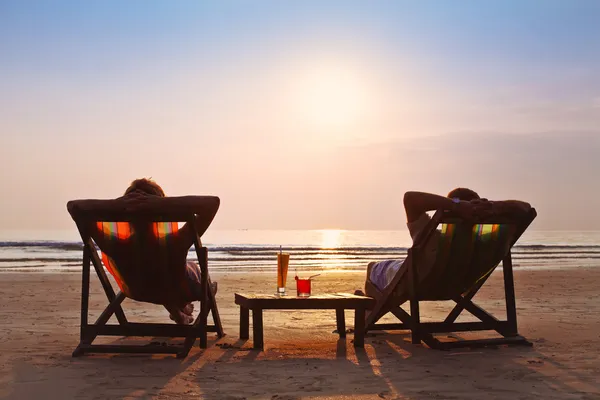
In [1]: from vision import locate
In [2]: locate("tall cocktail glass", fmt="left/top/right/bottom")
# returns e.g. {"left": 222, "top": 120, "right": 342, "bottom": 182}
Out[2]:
{"left": 277, "top": 252, "right": 290, "bottom": 295}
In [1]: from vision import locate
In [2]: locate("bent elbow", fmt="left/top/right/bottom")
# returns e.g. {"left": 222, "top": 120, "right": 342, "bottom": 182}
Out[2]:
{"left": 403, "top": 191, "right": 416, "bottom": 207}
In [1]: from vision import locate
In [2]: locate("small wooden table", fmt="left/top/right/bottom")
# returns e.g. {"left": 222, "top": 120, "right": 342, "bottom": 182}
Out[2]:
{"left": 234, "top": 293, "right": 375, "bottom": 350}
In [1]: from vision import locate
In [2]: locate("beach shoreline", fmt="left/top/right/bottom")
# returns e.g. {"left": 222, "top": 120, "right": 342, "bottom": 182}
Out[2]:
{"left": 1, "top": 268, "right": 599, "bottom": 399}
{"left": 3, "top": 229, "right": 600, "bottom": 274}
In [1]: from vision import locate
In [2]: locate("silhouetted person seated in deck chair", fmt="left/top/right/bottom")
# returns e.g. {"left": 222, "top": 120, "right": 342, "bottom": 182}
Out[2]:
{"left": 89, "top": 178, "right": 216, "bottom": 325}
{"left": 357, "top": 188, "right": 531, "bottom": 297}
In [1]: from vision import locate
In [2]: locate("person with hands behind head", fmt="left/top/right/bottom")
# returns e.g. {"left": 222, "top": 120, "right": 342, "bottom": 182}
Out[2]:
{"left": 88, "top": 178, "right": 217, "bottom": 326}
{"left": 358, "top": 188, "right": 531, "bottom": 297}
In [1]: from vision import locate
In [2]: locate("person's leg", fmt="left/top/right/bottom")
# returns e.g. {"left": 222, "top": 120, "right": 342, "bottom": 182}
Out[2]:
{"left": 164, "top": 304, "right": 194, "bottom": 325}
{"left": 357, "top": 260, "right": 403, "bottom": 297}
{"left": 364, "top": 261, "right": 378, "bottom": 297}
{"left": 355, "top": 261, "right": 377, "bottom": 296}
{"left": 183, "top": 303, "right": 194, "bottom": 315}
{"left": 161, "top": 261, "right": 202, "bottom": 324}
{"left": 163, "top": 259, "right": 219, "bottom": 324}
{"left": 165, "top": 261, "right": 218, "bottom": 323}
{"left": 185, "top": 261, "right": 217, "bottom": 298}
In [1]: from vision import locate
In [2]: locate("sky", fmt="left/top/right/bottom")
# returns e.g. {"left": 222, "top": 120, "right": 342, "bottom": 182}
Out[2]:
{"left": 1, "top": 1, "right": 599, "bottom": 231}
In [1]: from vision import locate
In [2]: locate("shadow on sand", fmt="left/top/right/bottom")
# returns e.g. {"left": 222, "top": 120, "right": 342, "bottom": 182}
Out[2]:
{"left": 5, "top": 330, "right": 600, "bottom": 399}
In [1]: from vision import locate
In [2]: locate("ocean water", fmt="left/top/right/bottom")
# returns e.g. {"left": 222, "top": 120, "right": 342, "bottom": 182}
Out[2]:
{"left": 1, "top": 229, "right": 600, "bottom": 273}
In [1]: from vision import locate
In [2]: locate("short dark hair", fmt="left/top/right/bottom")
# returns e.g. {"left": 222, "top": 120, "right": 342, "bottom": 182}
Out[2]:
{"left": 124, "top": 178, "right": 165, "bottom": 197}
{"left": 447, "top": 187, "right": 480, "bottom": 201}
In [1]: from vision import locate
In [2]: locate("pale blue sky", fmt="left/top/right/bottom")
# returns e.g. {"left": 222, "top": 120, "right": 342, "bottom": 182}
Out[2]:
{"left": 1, "top": 1, "right": 599, "bottom": 230}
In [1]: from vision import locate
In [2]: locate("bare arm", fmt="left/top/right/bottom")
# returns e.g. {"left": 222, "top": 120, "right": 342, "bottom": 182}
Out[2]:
{"left": 170, "top": 196, "right": 221, "bottom": 250}
{"left": 403, "top": 191, "right": 531, "bottom": 224}
{"left": 175, "top": 215, "right": 215, "bottom": 249}
{"left": 403, "top": 191, "right": 457, "bottom": 223}
{"left": 489, "top": 199, "right": 531, "bottom": 214}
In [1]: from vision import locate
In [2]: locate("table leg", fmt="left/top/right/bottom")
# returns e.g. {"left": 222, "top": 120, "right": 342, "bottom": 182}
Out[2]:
{"left": 240, "top": 306, "right": 249, "bottom": 340}
{"left": 354, "top": 308, "right": 366, "bottom": 348}
{"left": 336, "top": 309, "right": 346, "bottom": 338}
{"left": 252, "top": 308, "right": 264, "bottom": 350}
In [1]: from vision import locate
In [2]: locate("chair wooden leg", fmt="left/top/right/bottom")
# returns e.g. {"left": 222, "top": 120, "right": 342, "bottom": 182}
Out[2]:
{"left": 199, "top": 299, "right": 208, "bottom": 349}
{"left": 79, "top": 292, "right": 128, "bottom": 347}
{"left": 503, "top": 253, "right": 519, "bottom": 336}
{"left": 208, "top": 277, "right": 225, "bottom": 338}
{"left": 79, "top": 248, "right": 91, "bottom": 346}
{"left": 365, "top": 302, "right": 386, "bottom": 331}
{"left": 182, "top": 303, "right": 206, "bottom": 355}
{"left": 87, "top": 240, "right": 127, "bottom": 324}
{"left": 178, "top": 342, "right": 193, "bottom": 359}
{"left": 94, "top": 292, "right": 126, "bottom": 326}
{"left": 445, "top": 277, "right": 488, "bottom": 323}
{"left": 181, "top": 318, "right": 200, "bottom": 358}
{"left": 72, "top": 345, "right": 85, "bottom": 357}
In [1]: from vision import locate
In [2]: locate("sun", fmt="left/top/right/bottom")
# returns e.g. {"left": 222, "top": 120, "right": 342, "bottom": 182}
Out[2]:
{"left": 289, "top": 63, "right": 372, "bottom": 134}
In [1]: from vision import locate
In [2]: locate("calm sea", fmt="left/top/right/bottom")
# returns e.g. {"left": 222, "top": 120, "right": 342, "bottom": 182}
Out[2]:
{"left": 1, "top": 229, "right": 599, "bottom": 273}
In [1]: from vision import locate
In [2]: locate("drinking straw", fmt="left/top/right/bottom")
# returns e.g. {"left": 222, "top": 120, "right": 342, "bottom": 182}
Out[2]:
{"left": 308, "top": 274, "right": 321, "bottom": 280}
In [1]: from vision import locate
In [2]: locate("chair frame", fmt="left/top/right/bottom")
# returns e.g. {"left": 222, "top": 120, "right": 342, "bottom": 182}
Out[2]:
{"left": 365, "top": 208, "right": 537, "bottom": 350}
{"left": 68, "top": 198, "right": 224, "bottom": 358}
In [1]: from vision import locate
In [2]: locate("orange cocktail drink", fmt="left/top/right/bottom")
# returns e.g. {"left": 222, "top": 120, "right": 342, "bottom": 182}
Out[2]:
{"left": 277, "top": 252, "right": 290, "bottom": 295}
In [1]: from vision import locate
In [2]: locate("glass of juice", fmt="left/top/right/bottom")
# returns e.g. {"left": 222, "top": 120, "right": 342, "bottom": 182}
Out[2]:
{"left": 277, "top": 252, "right": 290, "bottom": 295}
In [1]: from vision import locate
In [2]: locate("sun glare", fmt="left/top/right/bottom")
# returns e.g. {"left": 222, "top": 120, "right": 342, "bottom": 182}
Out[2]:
{"left": 289, "top": 62, "right": 373, "bottom": 134}
{"left": 320, "top": 229, "right": 342, "bottom": 249}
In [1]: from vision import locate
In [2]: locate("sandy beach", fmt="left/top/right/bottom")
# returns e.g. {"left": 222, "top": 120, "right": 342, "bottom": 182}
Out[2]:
{"left": 1, "top": 268, "right": 599, "bottom": 399}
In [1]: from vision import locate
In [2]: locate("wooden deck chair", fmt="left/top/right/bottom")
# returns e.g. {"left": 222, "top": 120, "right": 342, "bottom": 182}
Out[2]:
{"left": 365, "top": 206, "right": 537, "bottom": 350}
{"left": 67, "top": 194, "right": 224, "bottom": 358}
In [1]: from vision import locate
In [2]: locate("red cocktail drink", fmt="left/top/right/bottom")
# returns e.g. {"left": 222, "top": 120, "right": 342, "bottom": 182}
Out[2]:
{"left": 296, "top": 278, "right": 311, "bottom": 297}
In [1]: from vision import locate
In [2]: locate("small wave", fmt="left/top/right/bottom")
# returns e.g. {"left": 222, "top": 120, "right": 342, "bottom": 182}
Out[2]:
{"left": 0, "top": 257, "right": 81, "bottom": 263}
{"left": 509, "top": 255, "right": 600, "bottom": 260}
{"left": 513, "top": 250, "right": 600, "bottom": 255}
{"left": 3, "top": 240, "right": 600, "bottom": 252}
{"left": 209, "top": 246, "right": 411, "bottom": 252}
{"left": 0, "top": 241, "right": 84, "bottom": 251}
{"left": 4, "top": 254, "right": 599, "bottom": 264}
{"left": 2, "top": 238, "right": 600, "bottom": 273}
{"left": 516, "top": 244, "right": 600, "bottom": 250}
